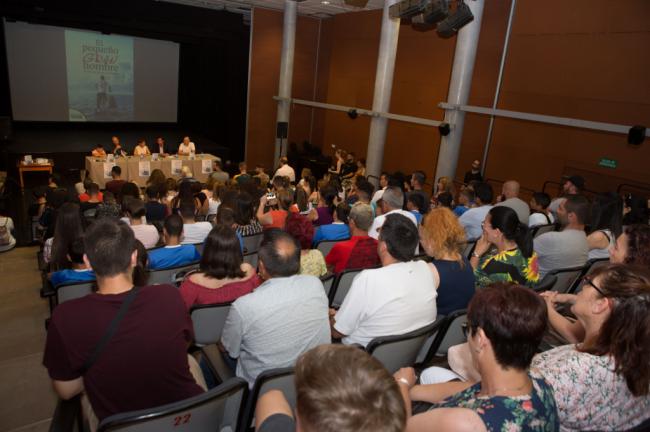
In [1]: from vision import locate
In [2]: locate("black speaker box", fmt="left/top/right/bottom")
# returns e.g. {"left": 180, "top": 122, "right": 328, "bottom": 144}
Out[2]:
{"left": 0, "top": 117, "right": 11, "bottom": 141}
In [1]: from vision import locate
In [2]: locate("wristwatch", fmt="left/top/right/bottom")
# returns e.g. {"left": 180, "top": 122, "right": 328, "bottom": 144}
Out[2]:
{"left": 472, "top": 251, "right": 481, "bottom": 258}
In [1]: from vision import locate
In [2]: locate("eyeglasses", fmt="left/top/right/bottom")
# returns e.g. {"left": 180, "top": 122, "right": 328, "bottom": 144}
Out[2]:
{"left": 582, "top": 276, "right": 607, "bottom": 297}
{"left": 461, "top": 322, "right": 472, "bottom": 339}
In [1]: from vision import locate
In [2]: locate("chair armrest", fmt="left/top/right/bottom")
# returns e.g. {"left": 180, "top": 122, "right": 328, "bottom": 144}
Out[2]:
{"left": 48, "top": 395, "right": 82, "bottom": 432}
{"left": 200, "top": 344, "right": 235, "bottom": 385}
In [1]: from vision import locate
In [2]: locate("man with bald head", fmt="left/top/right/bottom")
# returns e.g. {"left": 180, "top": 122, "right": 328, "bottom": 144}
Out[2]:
{"left": 495, "top": 180, "right": 530, "bottom": 224}
{"left": 220, "top": 229, "right": 331, "bottom": 386}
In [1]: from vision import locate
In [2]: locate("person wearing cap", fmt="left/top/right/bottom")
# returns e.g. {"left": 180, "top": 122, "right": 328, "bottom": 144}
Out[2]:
{"left": 548, "top": 175, "right": 584, "bottom": 217}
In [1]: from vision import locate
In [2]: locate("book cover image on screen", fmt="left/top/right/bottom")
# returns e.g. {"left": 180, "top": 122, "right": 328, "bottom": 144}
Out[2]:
{"left": 65, "top": 31, "right": 134, "bottom": 122}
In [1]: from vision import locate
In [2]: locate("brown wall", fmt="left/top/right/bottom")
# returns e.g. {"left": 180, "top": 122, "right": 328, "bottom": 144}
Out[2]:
{"left": 247, "top": 1, "right": 650, "bottom": 191}
{"left": 246, "top": 8, "right": 320, "bottom": 169}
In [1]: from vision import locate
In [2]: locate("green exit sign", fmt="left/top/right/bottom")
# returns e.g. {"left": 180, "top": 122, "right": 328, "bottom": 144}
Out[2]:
{"left": 599, "top": 158, "right": 617, "bottom": 169}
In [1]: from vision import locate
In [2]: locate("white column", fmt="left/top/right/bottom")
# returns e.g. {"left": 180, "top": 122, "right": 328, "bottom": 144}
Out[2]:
{"left": 365, "top": 0, "right": 401, "bottom": 185}
{"left": 434, "top": 0, "right": 485, "bottom": 182}
{"left": 274, "top": 0, "right": 298, "bottom": 167}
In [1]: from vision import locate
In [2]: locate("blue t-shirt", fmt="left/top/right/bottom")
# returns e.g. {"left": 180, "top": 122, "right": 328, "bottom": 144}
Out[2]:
{"left": 148, "top": 245, "right": 201, "bottom": 270}
{"left": 453, "top": 205, "right": 469, "bottom": 217}
{"left": 410, "top": 210, "right": 423, "bottom": 224}
{"left": 312, "top": 223, "right": 350, "bottom": 246}
{"left": 50, "top": 269, "right": 96, "bottom": 287}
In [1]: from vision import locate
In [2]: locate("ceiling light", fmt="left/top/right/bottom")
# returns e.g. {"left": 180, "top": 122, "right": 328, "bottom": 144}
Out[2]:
{"left": 321, "top": 0, "right": 330, "bottom": 4}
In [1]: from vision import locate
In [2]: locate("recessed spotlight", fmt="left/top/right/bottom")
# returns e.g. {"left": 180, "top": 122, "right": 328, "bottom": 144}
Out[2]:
{"left": 321, "top": 1, "right": 330, "bottom": 4}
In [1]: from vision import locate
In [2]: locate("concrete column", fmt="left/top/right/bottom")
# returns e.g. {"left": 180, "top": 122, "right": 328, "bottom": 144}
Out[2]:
{"left": 434, "top": 0, "right": 485, "bottom": 182}
{"left": 274, "top": 0, "right": 297, "bottom": 167}
{"left": 365, "top": 0, "right": 401, "bottom": 186}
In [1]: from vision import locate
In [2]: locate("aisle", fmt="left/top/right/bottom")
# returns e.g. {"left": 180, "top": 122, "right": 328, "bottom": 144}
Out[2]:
{"left": 0, "top": 246, "right": 56, "bottom": 432}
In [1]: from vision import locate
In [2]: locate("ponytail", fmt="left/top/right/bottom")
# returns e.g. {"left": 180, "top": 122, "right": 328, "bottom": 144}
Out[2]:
{"left": 515, "top": 223, "right": 533, "bottom": 258}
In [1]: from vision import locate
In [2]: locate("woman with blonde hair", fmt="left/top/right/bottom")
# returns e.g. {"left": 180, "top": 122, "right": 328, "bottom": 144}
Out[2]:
{"left": 434, "top": 176, "right": 455, "bottom": 199}
{"left": 420, "top": 208, "right": 475, "bottom": 315}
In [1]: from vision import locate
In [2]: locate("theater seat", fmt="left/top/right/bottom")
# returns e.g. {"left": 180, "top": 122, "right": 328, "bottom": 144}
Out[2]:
{"left": 97, "top": 377, "right": 248, "bottom": 432}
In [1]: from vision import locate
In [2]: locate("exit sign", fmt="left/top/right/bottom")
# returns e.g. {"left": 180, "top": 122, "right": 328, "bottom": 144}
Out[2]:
{"left": 599, "top": 158, "right": 617, "bottom": 169}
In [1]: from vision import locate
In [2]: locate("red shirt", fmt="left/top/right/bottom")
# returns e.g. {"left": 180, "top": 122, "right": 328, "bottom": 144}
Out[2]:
{"left": 179, "top": 274, "right": 261, "bottom": 309}
{"left": 262, "top": 210, "right": 289, "bottom": 230}
{"left": 79, "top": 192, "right": 104, "bottom": 202}
{"left": 43, "top": 285, "right": 203, "bottom": 421}
{"left": 325, "top": 236, "right": 380, "bottom": 273}
{"left": 105, "top": 180, "right": 126, "bottom": 196}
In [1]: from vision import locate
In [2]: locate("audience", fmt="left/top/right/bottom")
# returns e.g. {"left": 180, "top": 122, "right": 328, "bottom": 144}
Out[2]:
{"left": 179, "top": 202, "right": 212, "bottom": 244}
{"left": 210, "top": 159, "right": 230, "bottom": 184}
{"left": 43, "top": 220, "right": 205, "bottom": 425}
{"left": 148, "top": 214, "right": 201, "bottom": 270}
{"left": 233, "top": 162, "right": 251, "bottom": 185}
{"left": 368, "top": 186, "right": 417, "bottom": 239}
{"left": 308, "top": 185, "right": 337, "bottom": 226}
{"left": 528, "top": 192, "right": 555, "bottom": 227}
{"left": 0, "top": 213, "right": 16, "bottom": 253}
{"left": 453, "top": 188, "right": 474, "bottom": 217}
{"left": 331, "top": 214, "right": 437, "bottom": 347}
{"left": 49, "top": 238, "right": 95, "bottom": 286}
{"left": 232, "top": 191, "right": 263, "bottom": 236}
{"left": 257, "top": 189, "right": 292, "bottom": 230}
{"left": 549, "top": 175, "right": 584, "bottom": 216}
{"left": 179, "top": 225, "right": 259, "bottom": 309}
{"left": 125, "top": 198, "right": 160, "bottom": 249}
{"left": 401, "top": 283, "right": 558, "bottom": 431}
{"left": 273, "top": 156, "right": 296, "bottom": 183}
{"left": 534, "top": 195, "right": 589, "bottom": 278}
{"left": 95, "top": 191, "right": 121, "bottom": 219}
{"left": 463, "top": 159, "right": 483, "bottom": 184}
{"left": 285, "top": 214, "right": 327, "bottom": 277}
{"left": 609, "top": 223, "right": 650, "bottom": 266}
{"left": 45, "top": 202, "right": 85, "bottom": 268}
{"left": 622, "top": 193, "right": 649, "bottom": 225}
{"left": 312, "top": 202, "right": 351, "bottom": 245}
{"left": 255, "top": 344, "right": 406, "bottom": 432}
{"left": 325, "top": 203, "right": 379, "bottom": 274}
{"left": 371, "top": 172, "right": 390, "bottom": 203}
{"left": 78, "top": 180, "right": 103, "bottom": 203}
{"left": 471, "top": 206, "right": 539, "bottom": 288}
{"left": 459, "top": 182, "right": 494, "bottom": 240}
{"left": 535, "top": 264, "right": 650, "bottom": 431}
{"left": 144, "top": 185, "right": 167, "bottom": 223}
{"left": 219, "top": 230, "right": 330, "bottom": 386}
{"left": 406, "top": 191, "right": 428, "bottom": 224}
{"left": 105, "top": 165, "right": 126, "bottom": 196}
{"left": 420, "top": 208, "right": 475, "bottom": 315}
{"left": 587, "top": 193, "right": 622, "bottom": 260}
{"left": 494, "top": 180, "right": 530, "bottom": 224}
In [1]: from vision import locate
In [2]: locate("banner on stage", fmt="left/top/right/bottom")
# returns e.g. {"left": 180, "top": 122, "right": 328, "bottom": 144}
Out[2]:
{"left": 139, "top": 161, "right": 151, "bottom": 177}
{"left": 65, "top": 30, "right": 134, "bottom": 122}
{"left": 202, "top": 159, "right": 213, "bottom": 174}
{"left": 171, "top": 160, "right": 182, "bottom": 176}
{"left": 103, "top": 162, "right": 115, "bottom": 179}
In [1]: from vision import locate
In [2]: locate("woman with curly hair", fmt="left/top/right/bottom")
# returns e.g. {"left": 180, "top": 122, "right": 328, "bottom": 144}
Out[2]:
{"left": 535, "top": 264, "right": 650, "bottom": 431}
{"left": 420, "top": 208, "right": 475, "bottom": 315}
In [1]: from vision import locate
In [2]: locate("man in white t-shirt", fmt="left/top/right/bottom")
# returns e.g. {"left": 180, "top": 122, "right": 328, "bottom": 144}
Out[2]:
{"left": 178, "top": 136, "right": 196, "bottom": 156}
{"left": 368, "top": 186, "right": 417, "bottom": 239}
{"left": 331, "top": 213, "right": 437, "bottom": 347}
{"left": 459, "top": 182, "right": 494, "bottom": 240}
{"left": 371, "top": 172, "right": 389, "bottom": 204}
{"left": 273, "top": 157, "right": 295, "bottom": 183}
{"left": 179, "top": 202, "right": 212, "bottom": 244}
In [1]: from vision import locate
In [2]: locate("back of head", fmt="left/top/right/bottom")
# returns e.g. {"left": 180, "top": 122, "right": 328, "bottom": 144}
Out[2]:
{"left": 355, "top": 179, "right": 375, "bottom": 202}
{"left": 68, "top": 237, "right": 85, "bottom": 265}
{"left": 285, "top": 213, "right": 315, "bottom": 250}
{"left": 421, "top": 207, "right": 466, "bottom": 260}
{"left": 279, "top": 156, "right": 288, "bottom": 166}
{"left": 474, "top": 182, "right": 493, "bottom": 205}
{"left": 234, "top": 191, "right": 254, "bottom": 225}
{"left": 180, "top": 201, "right": 196, "bottom": 219}
{"left": 435, "top": 192, "right": 453, "bottom": 209}
{"left": 382, "top": 186, "right": 404, "bottom": 210}
{"left": 111, "top": 165, "right": 122, "bottom": 177}
{"left": 412, "top": 170, "right": 426, "bottom": 187}
{"left": 277, "top": 188, "right": 293, "bottom": 210}
{"left": 163, "top": 214, "right": 184, "bottom": 238}
{"left": 467, "top": 282, "right": 547, "bottom": 370}
{"left": 87, "top": 182, "right": 100, "bottom": 196}
{"left": 119, "top": 182, "right": 140, "bottom": 203}
{"left": 590, "top": 193, "right": 623, "bottom": 236}
{"left": 335, "top": 203, "right": 351, "bottom": 224}
{"left": 564, "top": 194, "right": 590, "bottom": 225}
{"left": 83, "top": 219, "right": 136, "bottom": 278}
{"left": 583, "top": 264, "right": 650, "bottom": 396}
{"left": 623, "top": 224, "right": 650, "bottom": 267}
{"left": 503, "top": 180, "right": 520, "bottom": 198}
{"left": 488, "top": 206, "right": 533, "bottom": 257}
{"left": 201, "top": 225, "right": 244, "bottom": 279}
{"left": 126, "top": 198, "right": 146, "bottom": 219}
{"left": 408, "top": 191, "right": 429, "bottom": 214}
{"left": 623, "top": 194, "right": 649, "bottom": 225}
{"left": 349, "top": 202, "right": 374, "bottom": 232}
{"left": 258, "top": 229, "right": 300, "bottom": 277}
{"left": 532, "top": 192, "right": 550, "bottom": 209}
{"left": 295, "top": 344, "right": 406, "bottom": 432}
{"left": 379, "top": 214, "right": 418, "bottom": 262}
{"left": 145, "top": 185, "right": 158, "bottom": 200}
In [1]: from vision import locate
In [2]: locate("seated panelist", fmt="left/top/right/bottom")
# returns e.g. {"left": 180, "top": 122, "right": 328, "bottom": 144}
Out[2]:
{"left": 133, "top": 139, "right": 151, "bottom": 157}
